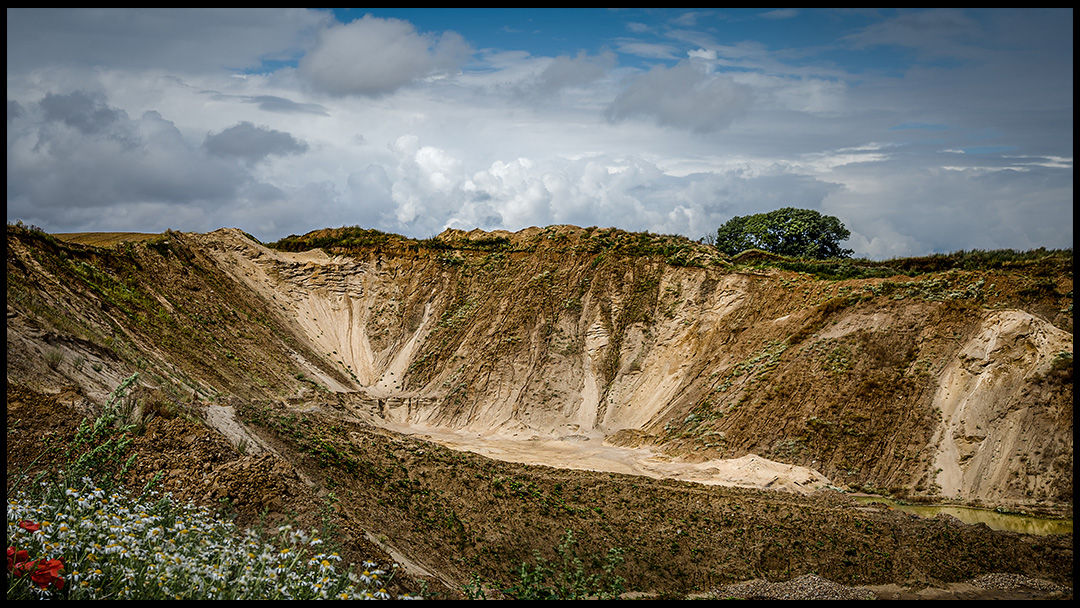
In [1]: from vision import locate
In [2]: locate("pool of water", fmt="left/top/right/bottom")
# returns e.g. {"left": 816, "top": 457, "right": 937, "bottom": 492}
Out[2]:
{"left": 851, "top": 496, "right": 1072, "bottom": 536}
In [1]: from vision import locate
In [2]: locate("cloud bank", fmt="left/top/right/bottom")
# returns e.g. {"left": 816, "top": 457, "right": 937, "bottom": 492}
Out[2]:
{"left": 6, "top": 8, "right": 1072, "bottom": 258}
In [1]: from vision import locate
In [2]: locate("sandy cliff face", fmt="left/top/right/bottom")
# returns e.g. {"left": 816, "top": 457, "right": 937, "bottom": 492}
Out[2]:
{"left": 930, "top": 310, "right": 1073, "bottom": 503}
{"left": 6, "top": 225, "right": 1073, "bottom": 509}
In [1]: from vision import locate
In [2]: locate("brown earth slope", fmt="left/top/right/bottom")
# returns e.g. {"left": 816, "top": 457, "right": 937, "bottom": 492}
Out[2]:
{"left": 5, "top": 223, "right": 1073, "bottom": 598}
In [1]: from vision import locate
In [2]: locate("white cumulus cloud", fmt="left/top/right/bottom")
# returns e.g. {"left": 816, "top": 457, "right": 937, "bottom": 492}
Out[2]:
{"left": 298, "top": 15, "right": 472, "bottom": 97}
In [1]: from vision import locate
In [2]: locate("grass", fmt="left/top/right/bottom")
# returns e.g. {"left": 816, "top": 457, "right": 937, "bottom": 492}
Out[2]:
{"left": 44, "top": 348, "right": 65, "bottom": 371}
{"left": 763, "top": 248, "right": 1073, "bottom": 280}
{"left": 51, "top": 232, "right": 163, "bottom": 247}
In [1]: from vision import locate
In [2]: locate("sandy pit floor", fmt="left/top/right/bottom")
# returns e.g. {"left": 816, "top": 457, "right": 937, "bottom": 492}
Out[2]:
{"left": 384, "top": 423, "right": 834, "bottom": 495}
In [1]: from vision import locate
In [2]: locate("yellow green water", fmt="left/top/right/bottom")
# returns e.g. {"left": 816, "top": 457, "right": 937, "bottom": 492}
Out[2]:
{"left": 850, "top": 496, "right": 1072, "bottom": 536}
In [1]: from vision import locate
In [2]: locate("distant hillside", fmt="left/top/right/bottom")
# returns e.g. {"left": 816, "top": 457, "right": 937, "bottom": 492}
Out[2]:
{"left": 53, "top": 231, "right": 164, "bottom": 247}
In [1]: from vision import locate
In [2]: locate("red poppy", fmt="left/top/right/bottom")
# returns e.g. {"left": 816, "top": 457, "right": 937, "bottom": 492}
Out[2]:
{"left": 30, "top": 558, "right": 66, "bottom": 590}
{"left": 12, "top": 558, "right": 36, "bottom": 578}
{"left": 7, "top": 547, "right": 30, "bottom": 573}
{"left": 18, "top": 520, "right": 41, "bottom": 532}
{"left": 7, "top": 547, "right": 65, "bottom": 590}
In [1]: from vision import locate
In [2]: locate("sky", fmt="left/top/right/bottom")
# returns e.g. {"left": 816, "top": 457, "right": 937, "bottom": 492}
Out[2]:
{"left": 6, "top": 8, "right": 1073, "bottom": 259}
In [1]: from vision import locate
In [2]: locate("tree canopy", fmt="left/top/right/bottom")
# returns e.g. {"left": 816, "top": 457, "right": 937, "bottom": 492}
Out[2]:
{"left": 715, "top": 207, "right": 854, "bottom": 259}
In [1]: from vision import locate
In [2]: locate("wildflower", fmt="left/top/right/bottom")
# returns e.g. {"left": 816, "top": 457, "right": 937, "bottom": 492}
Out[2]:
{"left": 8, "top": 474, "right": 420, "bottom": 600}
{"left": 30, "top": 558, "right": 66, "bottom": 590}
{"left": 7, "top": 548, "right": 66, "bottom": 591}
{"left": 8, "top": 547, "right": 31, "bottom": 574}
{"left": 18, "top": 520, "right": 41, "bottom": 532}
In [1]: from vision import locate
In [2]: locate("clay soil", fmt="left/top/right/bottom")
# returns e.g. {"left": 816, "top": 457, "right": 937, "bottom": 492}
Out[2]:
{"left": 7, "top": 382, "right": 1072, "bottom": 600}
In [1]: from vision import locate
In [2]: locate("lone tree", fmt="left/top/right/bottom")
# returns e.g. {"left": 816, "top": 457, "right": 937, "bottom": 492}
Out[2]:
{"left": 715, "top": 207, "right": 854, "bottom": 259}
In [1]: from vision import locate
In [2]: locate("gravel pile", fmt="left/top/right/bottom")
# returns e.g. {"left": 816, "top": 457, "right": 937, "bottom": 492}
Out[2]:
{"left": 969, "top": 573, "right": 1071, "bottom": 595}
{"left": 713, "top": 574, "right": 876, "bottom": 600}
{"left": 713, "top": 572, "right": 1073, "bottom": 600}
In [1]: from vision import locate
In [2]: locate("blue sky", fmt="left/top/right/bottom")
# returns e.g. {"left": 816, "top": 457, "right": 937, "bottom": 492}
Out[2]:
{"left": 6, "top": 8, "right": 1073, "bottom": 258}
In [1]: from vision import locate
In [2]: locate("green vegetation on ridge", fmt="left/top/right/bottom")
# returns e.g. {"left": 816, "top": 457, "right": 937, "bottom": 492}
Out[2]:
{"left": 264, "top": 222, "right": 1071, "bottom": 279}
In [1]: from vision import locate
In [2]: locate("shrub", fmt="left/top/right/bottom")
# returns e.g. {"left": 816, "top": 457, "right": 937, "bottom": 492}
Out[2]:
{"left": 715, "top": 208, "right": 854, "bottom": 259}
{"left": 61, "top": 373, "right": 140, "bottom": 492}
{"left": 465, "top": 529, "right": 626, "bottom": 600}
{"left": 44, "top": 348, "right": 65, "bottom": 370}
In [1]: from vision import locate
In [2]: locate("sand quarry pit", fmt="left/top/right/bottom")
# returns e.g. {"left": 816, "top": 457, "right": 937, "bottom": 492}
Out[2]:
{"left": 200, "top": 226, "right": 1062, "bottom": 505}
